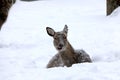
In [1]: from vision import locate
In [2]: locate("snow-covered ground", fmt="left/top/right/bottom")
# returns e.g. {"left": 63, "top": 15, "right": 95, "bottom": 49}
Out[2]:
{"left": 0, "top": 0, "right": 120, "bottom": 80}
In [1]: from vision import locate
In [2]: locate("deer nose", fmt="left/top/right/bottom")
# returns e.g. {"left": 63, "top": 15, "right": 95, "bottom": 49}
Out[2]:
{"left": 57, "top": 44, "right": 63, "bottom": 50}
{"left": 59, "top": 44, "right": 63, "bottom": 48}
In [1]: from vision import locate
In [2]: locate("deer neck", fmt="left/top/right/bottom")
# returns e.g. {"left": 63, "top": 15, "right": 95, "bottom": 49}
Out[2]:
{"left": 60, "top": 41, "right": 75, "bottom": 55}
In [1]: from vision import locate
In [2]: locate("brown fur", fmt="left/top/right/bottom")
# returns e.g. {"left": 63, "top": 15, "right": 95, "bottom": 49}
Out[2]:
{"left": 46, "top": 25, "right": 92, "bottom": 68}
{"left": 0, "top": 0, "right": 16, "bottom": 30}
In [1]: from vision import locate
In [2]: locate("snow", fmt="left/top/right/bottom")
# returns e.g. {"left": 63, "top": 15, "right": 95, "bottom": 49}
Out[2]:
{"left": 0, "top": 0, "right": 120, "bottom": 80}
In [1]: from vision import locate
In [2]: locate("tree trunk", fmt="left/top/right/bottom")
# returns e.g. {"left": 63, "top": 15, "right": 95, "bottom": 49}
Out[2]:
{"left": 20, "top": 0, "right": 39, "bottom": 1}
{"left": 107, "top": 0, "right": 120, "bottom": 15}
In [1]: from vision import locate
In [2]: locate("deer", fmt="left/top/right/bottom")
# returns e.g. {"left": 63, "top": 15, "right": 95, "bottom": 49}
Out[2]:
{"left": 46, "top": 25, "right": 92, "bottom": 68}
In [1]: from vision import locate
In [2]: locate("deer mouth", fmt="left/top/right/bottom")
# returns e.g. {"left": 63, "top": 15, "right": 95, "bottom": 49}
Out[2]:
{"left": 57, "top": 47, "right": 62, "bottom": 50}
{"left": 57, "top": 44, "right": 64, "bottom": 50}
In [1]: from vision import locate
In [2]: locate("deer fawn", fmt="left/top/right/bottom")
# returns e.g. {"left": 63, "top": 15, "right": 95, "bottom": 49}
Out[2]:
{"left": 46, "top": 25, "right": 92, "bottom": 68}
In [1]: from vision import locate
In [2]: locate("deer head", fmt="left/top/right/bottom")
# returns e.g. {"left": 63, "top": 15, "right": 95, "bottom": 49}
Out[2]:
{"left": 46, "top": 25, "right": 68, "bottom": 51}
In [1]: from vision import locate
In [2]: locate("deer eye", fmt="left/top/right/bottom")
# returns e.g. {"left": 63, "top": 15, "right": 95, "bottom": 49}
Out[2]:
{"left": 63, "top": 34, "right": 66, "bottom": 39}
{"left": 54, "top": 37, "right": 57, "bottom": 40}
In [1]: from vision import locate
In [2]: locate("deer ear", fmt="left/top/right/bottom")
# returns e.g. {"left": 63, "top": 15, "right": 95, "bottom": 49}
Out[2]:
{"left": 46, "top": 27, "right": 55, "bottom": 36}
{"left": 63, "top": 25, "right": 68, "bottom": 34}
